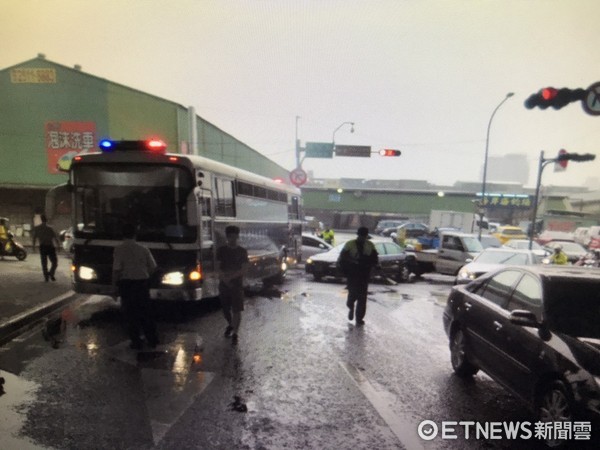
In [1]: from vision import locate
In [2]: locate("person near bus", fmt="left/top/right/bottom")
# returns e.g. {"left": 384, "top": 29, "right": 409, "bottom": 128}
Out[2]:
{"left": 0, "top": 218, "right": 9, "bottom": 257}
{"left": 217, "top": 225, "right": 249, "bottom": 345}
{"left": 112, "top": 223, "right": 159, "bottom": 350}
{"left": 32, "top": 215, "right": 61, "bottom": 281}
{"left": 322, "top": 227, "right": 335, "bottom": 246}
{"left": 337, "top": 226, "right": 379, "bottom": 326}
{"left": 550, "top": 245, "right": 568, "bottom": 265}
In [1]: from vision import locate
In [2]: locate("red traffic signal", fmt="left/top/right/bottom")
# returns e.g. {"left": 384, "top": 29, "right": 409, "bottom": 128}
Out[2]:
{"left": 525, "top": 87, "right": 586, "bottom": 110}
{"left": 541, "top": 88, "right": 558, "bottom": 100}
{"left": 557, "top": 149, "right": 568, "bottom": 169}
{"left": 379, "top": 149, "right": 401, "bottom": 157}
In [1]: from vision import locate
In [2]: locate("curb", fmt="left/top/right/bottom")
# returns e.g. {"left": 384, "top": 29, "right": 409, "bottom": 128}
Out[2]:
{"left": 0, "top": 290, "right": 78, "bottom": 346}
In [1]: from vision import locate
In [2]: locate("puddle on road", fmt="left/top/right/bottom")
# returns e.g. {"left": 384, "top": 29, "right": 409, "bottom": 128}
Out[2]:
{"left": 0, "top": 370, "right": 46, "bottom": 449}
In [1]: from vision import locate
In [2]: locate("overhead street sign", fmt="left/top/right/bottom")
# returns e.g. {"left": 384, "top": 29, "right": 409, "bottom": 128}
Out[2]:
{"left": 289, "top": 167, "right": 308, "bottom": 187}
{"left": 334, "top": 145, "right": 372, "bottom": 157}
{"left": 305, "top": 142, "right": 333, "bottom": 158}
{"left": 583, "top": 82, "right": 600, "bottom": 116}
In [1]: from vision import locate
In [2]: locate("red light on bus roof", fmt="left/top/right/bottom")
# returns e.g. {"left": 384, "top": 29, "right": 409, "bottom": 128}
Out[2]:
{"left": 74, "top": 156, "right": 82, "bottom": 161}
{"left": 146, "top": 139, "right": 167, "bottom": 152}
{"left": 169, "top": 156, "right": 178, "bottom": 162}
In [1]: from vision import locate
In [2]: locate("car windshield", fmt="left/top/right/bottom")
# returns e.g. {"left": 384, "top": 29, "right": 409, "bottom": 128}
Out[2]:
{"left": 502, "top": 228, "right": 525, "bottom": 236}
{"left": 559, "top": 242, "right": 584, "bottom": 252}
{"left": 462, "top": 236, "right": 484, "bottom": 252}
{"left": 544, "top": 279, "right": 600, "bottom": 338}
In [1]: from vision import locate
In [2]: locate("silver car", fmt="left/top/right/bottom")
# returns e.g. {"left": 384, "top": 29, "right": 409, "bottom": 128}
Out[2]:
{"left": 456, "top": 247, "right": 545, "bottom": 284}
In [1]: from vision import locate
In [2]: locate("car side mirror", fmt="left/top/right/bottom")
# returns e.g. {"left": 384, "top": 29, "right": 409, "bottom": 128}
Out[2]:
{"left": 509, "top": 309, "right": 539, "bottom": 328}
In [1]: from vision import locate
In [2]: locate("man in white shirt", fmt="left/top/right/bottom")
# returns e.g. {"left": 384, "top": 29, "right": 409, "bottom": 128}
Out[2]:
{"left": 112, "top": 223, "right": 158, "bottom": 350}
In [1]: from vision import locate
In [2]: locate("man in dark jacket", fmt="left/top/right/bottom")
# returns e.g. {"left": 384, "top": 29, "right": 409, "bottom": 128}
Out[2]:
{"left": 337, "top": 227, "right": 379, "bottom": 325}
{"left": 32, "top": 215, "right": 61, "bottom": 281}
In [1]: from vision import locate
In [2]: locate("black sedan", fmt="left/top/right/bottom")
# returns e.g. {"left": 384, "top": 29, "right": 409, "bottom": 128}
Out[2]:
{"left": 305, "top": 239, "right": 416, "bottom": 282}
{"left": 443, "top": 265, "right": 600, "bottom": 447}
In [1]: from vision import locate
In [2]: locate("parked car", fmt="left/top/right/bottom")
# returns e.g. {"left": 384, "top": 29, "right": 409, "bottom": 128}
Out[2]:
{"left": 574, "top": 226, "right": 591, "bottom": 247}
{"left": 455, "top": 247, "right": 545, "bottom": 284}
{"left": 301, "top": 233, "right": 333, "bottom": 262}
{"left": 479, "top": 234, "right": 502, "bottom": 249}
{"left": 374, "top": 220, "right": 406, "bottom": 236}
{"left": 443, "top": 265, "right": 600, "bottom": 447}
{"left": 492, "top": 225, "right": 527, "bottom": 244}
{"left": 535, "top": 230, "right": 574, "bottom": 246}
{"left": 392, "top": 222, "right": 429, "bottom": 240}
{"left": 305, "top": 238, "right": 416, "bottom": 282}
{"left": 544, "top": 240, "right": 588, "bottom": 263}
{"left": 503, "top": 238, "right": 548, "bottom": 257}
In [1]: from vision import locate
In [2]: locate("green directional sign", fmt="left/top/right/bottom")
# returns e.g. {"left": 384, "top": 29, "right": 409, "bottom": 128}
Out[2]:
{"left": 305, "top": 142, "right": 334, "bottom": 158}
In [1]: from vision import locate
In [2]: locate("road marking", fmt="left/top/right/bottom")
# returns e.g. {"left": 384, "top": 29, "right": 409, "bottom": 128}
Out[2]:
{"left": 340, "top": 361, "right": 425, "bottom": 450}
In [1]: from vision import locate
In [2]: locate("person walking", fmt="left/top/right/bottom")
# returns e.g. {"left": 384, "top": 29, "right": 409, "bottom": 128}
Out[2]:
{"left": 112, "top": 223, "right": 159, "bottom": 350}
{"left": 337, "top": 226, "right": 379, "bottom": 326}
{"left": 32, "top": 215, "right": 61, "bottom": 281}
{"left": 217, "top": 225, "right": 249, "bottom": 345}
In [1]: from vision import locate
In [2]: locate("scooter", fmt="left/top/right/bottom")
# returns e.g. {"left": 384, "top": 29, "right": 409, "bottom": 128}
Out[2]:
{"left": 0, "top": 231, "right": 27, "bottom": 261}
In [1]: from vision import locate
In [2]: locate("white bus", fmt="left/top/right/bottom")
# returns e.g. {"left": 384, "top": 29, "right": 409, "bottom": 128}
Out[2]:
{"left": 67, "top": 139, "right": 302, "bottom": 301}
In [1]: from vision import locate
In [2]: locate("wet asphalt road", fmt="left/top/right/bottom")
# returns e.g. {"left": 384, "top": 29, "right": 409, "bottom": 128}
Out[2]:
{"left": 0, "top": 267, "right": 592, "bottom": 449}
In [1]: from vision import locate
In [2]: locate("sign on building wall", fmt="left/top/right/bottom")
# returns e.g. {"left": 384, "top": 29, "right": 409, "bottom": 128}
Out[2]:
{"left": 11, "top": 68, "right": 57, "bottom": 83}
{"left": 45, "top": 121, "right": 96, "bottom": 173}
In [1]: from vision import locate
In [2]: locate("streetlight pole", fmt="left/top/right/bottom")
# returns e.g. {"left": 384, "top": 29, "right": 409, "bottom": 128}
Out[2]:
{"left": 295, "top": 115, "right": 301, "bottom": 168}
{"left": 332, "top": 121, "right": 354, "bottom": 150}
{"left": 478, "top": 92, "right": 514, "bottom": 240}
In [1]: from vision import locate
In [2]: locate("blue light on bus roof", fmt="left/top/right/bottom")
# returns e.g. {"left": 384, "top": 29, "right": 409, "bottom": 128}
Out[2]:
{"left": 99, "top": 139, "right": 115, "bottom": 151}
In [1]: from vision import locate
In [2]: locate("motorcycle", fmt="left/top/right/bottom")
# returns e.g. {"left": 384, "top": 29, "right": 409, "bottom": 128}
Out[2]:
{"left": 0, "top": 231, "right": 27, "bottom": 261}
{"left": 574, "top": 250, "right": 600, "bottom": 268}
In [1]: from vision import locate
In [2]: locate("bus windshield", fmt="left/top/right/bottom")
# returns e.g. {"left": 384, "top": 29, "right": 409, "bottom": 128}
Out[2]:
{"left": 73, "top": 164, "right": 196, "bottom": 242}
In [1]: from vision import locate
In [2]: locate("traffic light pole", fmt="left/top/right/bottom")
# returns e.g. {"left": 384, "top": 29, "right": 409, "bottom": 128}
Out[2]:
{"left": 528, "top": 151, "right": 550, "bottom": 250}
{"left": 528, "top": 150, "right": 596, "bottom": 249}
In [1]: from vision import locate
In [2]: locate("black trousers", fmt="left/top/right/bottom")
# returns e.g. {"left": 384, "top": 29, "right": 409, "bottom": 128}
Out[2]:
{"left": 119, "top": 279, "right": 158, "bottom": 346}
{"left": 39, "top": 245, "right": 57, "bottom": 280}
{"left": 346, "top": 276, "right": 370, "bottom": 321}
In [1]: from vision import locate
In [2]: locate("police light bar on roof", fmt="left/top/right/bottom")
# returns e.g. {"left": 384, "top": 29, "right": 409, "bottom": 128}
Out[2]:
{"left": 98, "top": 139, "right": 167, "bottom": 153}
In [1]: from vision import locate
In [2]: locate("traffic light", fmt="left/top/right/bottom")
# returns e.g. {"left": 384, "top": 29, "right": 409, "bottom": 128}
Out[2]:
{"left": 524, "top": 87, "right": 586, "bottom": 110}
{"left": 379, "top": 149, "right": 401, "bottom": 156}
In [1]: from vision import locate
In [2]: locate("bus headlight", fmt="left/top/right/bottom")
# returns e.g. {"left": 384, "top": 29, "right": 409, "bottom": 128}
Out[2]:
{"left": 280, "top": 261, "right": 288, "bottom": 272}
{"left": 161, "top": 271, "right": 185, "bottom": 286}
{"left": 78, "top": 266, "right": 98, "bottom": 281}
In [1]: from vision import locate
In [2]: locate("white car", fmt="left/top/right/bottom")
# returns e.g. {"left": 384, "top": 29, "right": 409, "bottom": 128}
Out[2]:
{"left": 301, "top": 233, "right": 332, "bottom": 262}
{"left": 455, "top": 247, "right": 545, "bottom": 284}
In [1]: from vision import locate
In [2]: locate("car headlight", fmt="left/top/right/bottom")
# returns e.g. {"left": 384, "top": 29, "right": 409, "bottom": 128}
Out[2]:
{"left": 161, "top": 271, "right": 185, "bottom": 286}
{"left": 458, "top": 269, "right": 475, "bottom": 280}
{"left": 280, "top": 261, "right": 288, "bottom": 271}
{"left": 306, "top": 258, "right": 313, "bottom": 265}
{"left": 78, "top": 266, "right": 98, "bottom": 281}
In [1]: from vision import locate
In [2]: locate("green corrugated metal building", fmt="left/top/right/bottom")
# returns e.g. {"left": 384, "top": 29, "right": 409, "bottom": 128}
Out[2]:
{"left": 0, "top": 54, "right": 290, "bottom": 229}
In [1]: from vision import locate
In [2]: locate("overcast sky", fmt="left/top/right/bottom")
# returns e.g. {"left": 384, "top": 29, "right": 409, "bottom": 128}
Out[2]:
{"left": 3, "top": 0, "right": 599, "bottom": 188}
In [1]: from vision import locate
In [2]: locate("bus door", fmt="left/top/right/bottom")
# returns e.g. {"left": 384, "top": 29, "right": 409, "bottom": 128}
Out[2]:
{"left": 194, "top": 171, "right": 218, "bottom": 297}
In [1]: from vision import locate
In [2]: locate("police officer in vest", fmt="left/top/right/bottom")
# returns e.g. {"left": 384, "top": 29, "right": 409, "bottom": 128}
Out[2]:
{"left": 337, "top": 227, "right": 379, "bottom": 325}
{"left": 322, "top": 226, "right": 335, "bottom": 245}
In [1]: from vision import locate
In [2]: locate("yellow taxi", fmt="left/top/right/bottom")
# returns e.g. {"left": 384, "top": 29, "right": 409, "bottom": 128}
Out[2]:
{"left": 492, "top": 225, "right": 528, "bottom": 244}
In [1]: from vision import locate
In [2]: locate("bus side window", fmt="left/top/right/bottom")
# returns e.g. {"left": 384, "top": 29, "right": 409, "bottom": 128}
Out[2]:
{"left": 215, "top": 178, "right": 235, "bottom": 217}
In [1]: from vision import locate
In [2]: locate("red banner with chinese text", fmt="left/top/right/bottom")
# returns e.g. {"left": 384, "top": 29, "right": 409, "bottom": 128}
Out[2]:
{"left": 45, "top": 121, "right": 96, "bottom": 174}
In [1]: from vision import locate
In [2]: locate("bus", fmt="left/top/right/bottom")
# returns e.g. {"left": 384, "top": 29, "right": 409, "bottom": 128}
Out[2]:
{"left": 67, "top": 139, "right": 302, "bottom": 301}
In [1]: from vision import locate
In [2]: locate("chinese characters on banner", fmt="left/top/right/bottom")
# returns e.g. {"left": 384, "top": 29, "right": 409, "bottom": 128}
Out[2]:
{"left": 45, "top": 122, "right": 96, "bottom": 174}
{"left": 480, "top": 195, "right": 532, "bottom": 209}
{"left": 11, "top": 68, "right": 57, "bottom": 84}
